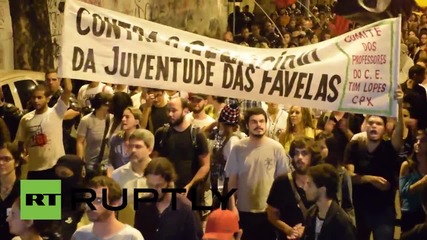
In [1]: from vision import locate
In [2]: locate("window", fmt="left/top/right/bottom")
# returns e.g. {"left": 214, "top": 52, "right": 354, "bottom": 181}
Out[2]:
{"left": 14, "top": 80, "right": 37, "bottom": 109}
{"left": 1, "top": 84, "right": 15, "bottom": 105}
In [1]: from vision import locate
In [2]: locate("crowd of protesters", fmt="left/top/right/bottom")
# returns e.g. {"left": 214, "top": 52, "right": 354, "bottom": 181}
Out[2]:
{"left": 1, "top": 2, "right": 427, "bottom": 240}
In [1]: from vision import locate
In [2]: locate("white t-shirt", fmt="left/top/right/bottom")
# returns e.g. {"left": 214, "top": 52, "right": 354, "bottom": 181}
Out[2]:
{"left": 112, "top": 162, "right": 150, "bottom": 203}
{"left": 266, "top": 109, "right": 288, "bottom": 141}
{"left": 72, "top": 223, "right": 144, "bottom": 240}
{"left": 16, "top": 99, "right": 68, "bottom": 171}
{"left": 225, "top": 137, "right": 291, "bottom": 212}
{"left": 77, "top": 83, "right": 114, "bottom": 108}
{"left": 187, "top": 113, "right": 215, "bottom": 129}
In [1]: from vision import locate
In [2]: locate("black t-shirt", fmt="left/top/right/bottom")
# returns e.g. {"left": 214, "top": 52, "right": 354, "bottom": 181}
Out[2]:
{"left": 344, "top": 140, "right": 398, "bottom": 212}
{"left": 141, "top": 104, "right": 169, "bottom": 134}
{"left": 267, "top": 173, "right": 314, "bottom": 239}
{"left": 154, "top": 125, "right": 209, "bottom": 188}
{"left": 0, "top": 180, "right": 20, "bottom": 240}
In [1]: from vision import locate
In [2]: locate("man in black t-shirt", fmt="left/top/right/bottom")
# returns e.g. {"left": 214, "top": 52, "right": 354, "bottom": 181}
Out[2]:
{"left": 344, "top": 88, "right": 404, "bottom": 240}
{"left": 152, "top": 97, "right": 210, "bottom": 219}
{"left": 266, "top": 137, "right": 322, "bottom": 240}
{"left": 140, "top": 88, "right": 169, "bottom": 134}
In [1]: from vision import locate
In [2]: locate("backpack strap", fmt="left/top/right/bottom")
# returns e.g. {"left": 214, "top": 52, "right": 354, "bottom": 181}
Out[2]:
{"left": 288, "top": 172, "right": 308, "bottom": 219}
{"left": 190, "top": 125, "right": 200, "bottom": 150}
{"left": 337, "top": 170, "right": 344, "bottom": 206}
{"left": 159, "top": 123, "right": 172, "bottom": 150}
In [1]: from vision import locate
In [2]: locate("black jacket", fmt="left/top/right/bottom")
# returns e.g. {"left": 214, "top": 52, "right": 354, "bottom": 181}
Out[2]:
{"left": 302, "top": 201, "right": 356, "bottom": 240}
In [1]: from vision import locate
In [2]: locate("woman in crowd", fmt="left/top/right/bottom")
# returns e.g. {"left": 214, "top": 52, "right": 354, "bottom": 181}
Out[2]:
{"left": 0, "top": 142, "right": 23, "bottom": 240}
{"left": 279, "top": 106, "right": 315, "bottom": 152}
{"left": 7, "top": 197, "right": 56, "bottom": 240}
{"left": 399, "top": 129, "right": 427, "bottom": 233}
{"left": 109, "top": 107, "right": 142, "bottom": 169}
{"left": 109, "top": 92, "right": 133, "bottom": 138}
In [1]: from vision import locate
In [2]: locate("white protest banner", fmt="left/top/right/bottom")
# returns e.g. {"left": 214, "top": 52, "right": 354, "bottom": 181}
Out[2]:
{"left": 59, "top": 0, "right": 401, "bottom": 117}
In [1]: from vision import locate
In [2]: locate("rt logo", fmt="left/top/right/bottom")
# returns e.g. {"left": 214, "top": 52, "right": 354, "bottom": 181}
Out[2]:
{"left": 20, "top": 180, "right": 62, "bottom": 220}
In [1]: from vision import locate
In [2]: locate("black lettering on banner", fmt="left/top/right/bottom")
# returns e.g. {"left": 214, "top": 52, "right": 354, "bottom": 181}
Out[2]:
{"left": 92, "top": 14, "right": 105, "bottom": 37}
{"left": 303, "top": 73, "right": 314, "bottom": 100}
{"left": 170, "top": 57, "right": 182, "bottom": 82}
{"left": 104, "top": 18, "right": 121, "bottom": 39}
{"left": 72, "top": 46, "right": 96, "bottom": 73}
{"left": 145, "top": 55, "right": 155, "bottom": 80}
{"left": 117, "top": 21, "right": 132, "bottom": 40}
{"left": 244, "top": 65, "right": 255, "bottom": 92}
{"left": 147, "top": 31, "right": 158, "bottom": 42}
{"left": 119, "top": 52, "right": 132, "bottom": 77}
{"left": 133, "top": 53, "right": 146, "bottom": 78}
{"left": 284, "top": 71, "right": 298, "bottom": 97}
{"left": 156, "top": 56, "right": 169, "bottom": 80}
{"left": 327, "top": 75, "right": 341, "bottom": 102}
{"left": 222, "top": 63, "right": 233, "bottom": 89}
{"left": 220, "top": 51, "right": 237, "bottom": 64}
{"left": 259, "top": 71, "right": 272, "bottom": 94}
{"left": 194, "top": 60, "right": 205, "bottom": 85}
{"left": 166, "top": 36, "right": 180, "bottom": 48}
{"left": 185, "top": 41, "right": 204, "bottom": 57}
{"left": 313, "top": 74, "right": 328, "bottom": 101}
{"left": 132, "top": 26, "right": 144, "bottom": 41}
{"left": 105, "top": 46, "right": 119, "bottom": 75}
{"left": 183, "top": 59, "right": 193, "bottom": 83}
{"left": 206, "top": 61, "right": 215, "bottom": 86}
{"left": 76, "top": 8, "right": 90, "bottom": 35}
{"left": 294, "top": 72, "right": 308, "bottom": 98}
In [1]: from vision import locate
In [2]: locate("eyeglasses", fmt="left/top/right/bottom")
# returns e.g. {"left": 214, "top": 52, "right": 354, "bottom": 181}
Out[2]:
{"left": 0, "top": 156, "right": 14, "bottom": 163}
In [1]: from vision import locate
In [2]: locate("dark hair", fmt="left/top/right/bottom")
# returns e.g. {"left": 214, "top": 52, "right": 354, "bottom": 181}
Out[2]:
{"left": 366, "top": 115, "right": 387, "bottom": 126}
{"left": 91, "top": 92, "right": 112, "bottom": 110}
{"left": 111, "top": 92, "right": 132, "bottom": 118}
{"left": 144, "top": 157, "right": 178, "bottom": 183}
{"left": 212, "top": 96, "right": 227, "bottom": 104}
{"left": 86, "top": 176, "right": 122, "bottom": 203}
{"left": 408, "top": 64, "right": 426, "bottom": 79}
{"left": 307, "top": 163, "right": 339, "bottom": 199}
{"left": 177, "top": 97, "right": 190, "bottom": 110}
{"left": 289, "top": 136, "right": 323, "bottom": 167}
{"left": 0, "top": 142, "right": 24, "bottom": 179}
{"left": 32, "top": 84, "right": 49, "bottom": 97}
{"left": 146, "top": 88, "right": 164, "bottom": 93}
{"left": 44, "top": 68, "right": 57, "bottom": 79}
{"left": 244, "top": 107, "right": 267, "bottom": 125}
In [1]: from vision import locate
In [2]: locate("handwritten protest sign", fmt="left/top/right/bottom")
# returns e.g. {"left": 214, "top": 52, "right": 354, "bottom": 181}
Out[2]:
{"left": 59, "top": 0, "right": 401, "bottom": 117}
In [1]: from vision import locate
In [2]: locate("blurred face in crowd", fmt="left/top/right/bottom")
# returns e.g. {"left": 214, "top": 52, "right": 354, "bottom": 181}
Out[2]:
{"left": 304, "top": 175, "right": 322, "bottom": 202}
{"left": 189, "top": 97, "right": 207, "bottom": 114}
{"left": 247, "top": 114, "right": 266, "bottom": 138}
{"left": 265, "top": 22, "right": 274, "bottom": 33}
{"left": 318, "top": 139, "right": 328, "bottom": 159}
{"left": 147, "top": 90, "right": 165, "bottom": 107}
{"left": 31, "top": 90, "right": 48, "bottom": 113}
{"left": 414, "top": 131, "right": 427, "bottom": 155}
{"left": 45, "top": 72, "right": 60, "bottom": 95}
{"left": 251, "top": 25, "right": 260, "bottom": 36}
{"left": 129, "top": 139, "right": 152, "bottom": 163}
{"left": 168, "top": 98, "right": 188, "bottom": 127}
{"left": 293, "top": 147, "right": 312, "bottom": 174}
{"left": 283, "top": 33, "right": 291, "bottom": 44}
{"left": 366, "top": 116, "right": 386, "bottom": 141}
{"left": 0, "top": 148, "right": 15, "bottom": 177}
{"left": 311, "top": 35, "right": 319, "bottom": 44}
{"left": 241, "top": 28, "right": 250, "bottom": 40}
{"left": 402, "top": 108, "right": 411, "bottom": 127}
{"left": 289, "top": 106, "right": 303, "bottom": 126}
{"left": 421, "top": 34, "right": 427, "bottom": 45}
{"left": 7, "top": 200, "right": 32, "bottom": 236}
{"left": 122, "top": 109, "right": 139, "bottom": 131}
{"left": 408, "top": 31, "right": 416, "bottom": 38}
{"left": 146, "top": 174, "right": 170, "bottom": 202}
{"left": 86, "top": 187, "right": 114, "bottom": 222}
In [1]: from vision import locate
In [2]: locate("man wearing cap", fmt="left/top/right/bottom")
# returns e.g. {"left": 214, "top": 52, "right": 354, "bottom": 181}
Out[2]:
{"left": 203, "top": 209, "right": 242, "bottom": 240}
{"left": 187, "top": 93, "right": 215, "bottom": 130}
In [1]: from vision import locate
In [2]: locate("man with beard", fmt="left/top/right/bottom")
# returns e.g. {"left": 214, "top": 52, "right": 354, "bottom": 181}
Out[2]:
{"left": 152, "top": 97, "right": 210, "bottom": 219}
{"left": 134, "top": 157, "right": 203, "bottom": 240}
{"left": 186, "top": 93, "right": 215, "bottom": 130}
{"left": 266, "top": 136, "right": 322, "bottom": 240}
{"left": 112, "top": 129, "right": 154, "bottom": 226}
{"left": 344, "top": 88, "right": 404, "bottom": 240}
{"left": 71, "top": 176, "right": 144, "bottom": 240}
{"left": 225, "top": 107, "right": 291, "bottom": 240}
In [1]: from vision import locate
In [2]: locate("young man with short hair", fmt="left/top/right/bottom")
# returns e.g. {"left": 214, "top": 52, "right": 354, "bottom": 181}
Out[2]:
{"left": 226, "top": 107, "right": 291, "bottom": 240}
{"left": 134, "top": 157, "right": 203, "bottom": 240}
{"left": 301, "top": 163, "right": 356, "bottom": 240}
{"left": 72, "top": 176, "right": 144, "bottom": 240}
{"left": 16, "top": 78, "right": 72, "bottom": 180}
